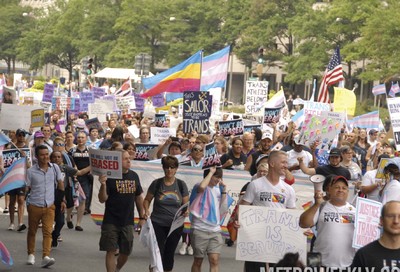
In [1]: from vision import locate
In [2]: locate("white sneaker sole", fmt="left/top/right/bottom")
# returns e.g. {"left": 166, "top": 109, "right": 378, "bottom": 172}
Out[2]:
{"left": 41, "top": 259, "right": 55, "bottom": 268}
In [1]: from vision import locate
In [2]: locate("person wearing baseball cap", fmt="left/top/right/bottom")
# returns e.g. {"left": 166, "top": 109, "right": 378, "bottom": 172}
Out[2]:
{"left": 245, "top": 131, "right": 274, "bottom": 176}
{"left": 298, "top": 147, "right": 351, "bottom": 180}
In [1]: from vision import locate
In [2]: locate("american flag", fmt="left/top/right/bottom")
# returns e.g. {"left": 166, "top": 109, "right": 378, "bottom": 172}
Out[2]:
{"left": 389, "top": 82, "right": 400, "bottom": 97}
{"left": 317, "top": 47, "right": 344, "bottom": 103}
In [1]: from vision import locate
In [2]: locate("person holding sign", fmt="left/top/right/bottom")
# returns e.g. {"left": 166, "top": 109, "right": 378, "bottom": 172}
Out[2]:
{"left": 299, "top": 175, "right": 356, "bottom": 268}
{"left": 351, "top": 201, "right": 400, "bottom": 270}
{"left": 235, "top": 150, "right": 296, "bottom": 271}
{"left": 143, "top": 156, "right": 189, "bottom": 272}
{"left": 190, "top": 166, "right": 228, "bottom": 272}
{"left": 98, "top": 149, "right": 145, "bottom": 272}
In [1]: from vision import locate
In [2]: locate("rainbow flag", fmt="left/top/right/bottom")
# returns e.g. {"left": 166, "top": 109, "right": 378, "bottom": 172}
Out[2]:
{"left": 200, "top": 46, "right": 230, "bottom": 91}
{"left": 0, "top": 157, "right": 26, "bottom": 195}
{"left": 141, "top": 51, "right": 202, "bottom": 98}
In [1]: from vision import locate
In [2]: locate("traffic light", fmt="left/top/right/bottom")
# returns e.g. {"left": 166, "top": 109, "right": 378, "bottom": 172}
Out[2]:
{"left": 134, "top": 53, "right": 152, "bottom": 76}
{"left": 87, "top": 58, "right": 93, "bottom": 75}
{"left": 143, "top": 54, "right": 151, "bottom": 76}
{"left": 81, "top": 58, "right": 88, "bottom": 75}
{"left": 258, "top": 48, "right": 265, "bottom": 64}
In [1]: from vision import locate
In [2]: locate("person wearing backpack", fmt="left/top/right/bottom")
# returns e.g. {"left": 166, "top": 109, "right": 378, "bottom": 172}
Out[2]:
{"left": 143, "top": 155, "right": 189, "bottom": 272}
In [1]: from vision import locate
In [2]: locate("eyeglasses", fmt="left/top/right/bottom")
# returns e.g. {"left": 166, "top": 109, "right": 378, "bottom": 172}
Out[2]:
{"left": 193, "top": 148, "right": 203, "bottom": 152}
{"left": 54, "top": 143, "right": 65, "bottom": 146}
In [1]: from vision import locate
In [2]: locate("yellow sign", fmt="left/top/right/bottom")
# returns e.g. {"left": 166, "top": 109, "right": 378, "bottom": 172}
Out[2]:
{"left": 31, "top": 109, "right": 45, "bottom": 127}
{"left": 333, "top": 87, "right": 356, "bottom": 116}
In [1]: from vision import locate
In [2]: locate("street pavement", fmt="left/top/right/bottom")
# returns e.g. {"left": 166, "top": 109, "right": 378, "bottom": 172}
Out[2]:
{"left": 0, "top": 211, "right": 244, "bottom": 272}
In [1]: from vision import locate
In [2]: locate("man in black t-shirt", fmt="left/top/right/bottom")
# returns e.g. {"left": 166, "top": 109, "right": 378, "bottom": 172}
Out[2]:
{"left": 98, "top": 149, "right": 145, "bottom": 272}
{"left": 351, "top": 201, "right": 400, "bottom": 271}
{"left": 298, "top": 147, "right": 351, "bottom": 180}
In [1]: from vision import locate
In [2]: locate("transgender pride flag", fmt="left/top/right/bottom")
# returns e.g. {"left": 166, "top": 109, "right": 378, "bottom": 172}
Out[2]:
{"left": 0, "top": 157, "right": 26, "bottom": 195}
{"left": 200, "top": 46, "right": 230, "bottom": 91}
{"left": 347, "top": 111, "right": 379, "bottom": 130}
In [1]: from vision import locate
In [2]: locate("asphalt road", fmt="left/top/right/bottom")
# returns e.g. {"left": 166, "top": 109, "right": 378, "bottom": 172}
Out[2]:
{"left": 0, "top": 210, "right": 244, "bottom": 272}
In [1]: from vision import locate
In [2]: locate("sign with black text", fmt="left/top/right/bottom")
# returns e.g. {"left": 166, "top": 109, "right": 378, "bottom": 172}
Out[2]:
{"left": 202, "top": 142, "right": 221, "bottom": 170}
{"left": 134, "top": 144, "right": 159, "bottom": 161}
{"left": 183, "top": 91, "right": 212, "bottom": 134}
{"left": 89, "top": 149, "right": 122, "bottom": 179}
{"left": 263, "top": 107, "right": 282, "bottom": 124}
{"left": 218, "top": 119, "right": 244, "bottom": 137}
{"left": 2, "top": 148, "right": 31, "bottom": 169}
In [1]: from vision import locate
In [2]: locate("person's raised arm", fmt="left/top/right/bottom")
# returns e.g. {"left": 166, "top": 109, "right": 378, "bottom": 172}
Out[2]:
{"left": 297, "top": 157, "right": 316, "bottom": 176}
{"left": 299, "top": 191, "right": 324, "bottom": 228}
{"left": 197, "top": 166, "right": 217, "bottom": 193}
{"left": 98, "top": 174, "right": 108, "bottom": 203}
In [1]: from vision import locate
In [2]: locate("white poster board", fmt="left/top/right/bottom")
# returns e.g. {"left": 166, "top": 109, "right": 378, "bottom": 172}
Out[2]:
{"left": 303, "top": 101, "right": 331, "bottom": 116}
{"left": 352, "top": 197, "right": 382, "bottom": 249}
{"left": 387, "top": 97, "right": 400, "bottom": 151}
{"left": 236, "top": 205, "right": 307, "bottom": 264}
{"left": 245, "top": 81, "right": 269, "bottom": 114}
{"left": 150, "top": 127, "right": 176, "bottom": 144}
{"left": 89, "top": 99, "right": 115, "bottom": 123}
{"left": 89, "top": 149, "right": 123, "bottom": 179}
{"left": 0, "top": 104, "right": 42, "bottom": 130}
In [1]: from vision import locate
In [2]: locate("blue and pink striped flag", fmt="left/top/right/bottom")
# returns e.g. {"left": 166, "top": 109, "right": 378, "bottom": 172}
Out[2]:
{"left": 0, "top": 157, "right": 26, "bottom": 195}
{"left": 0, "top": 241, "right": 13, "bottom": 267}
{"left": 388, "top": 82, "right": 400, "bottom": 98}
{"left": 372, "top": 84, "right": 386, "bottom": 96}
{"left": 347, "top": 111, "right": 379, "bottom": 129}
{"left": 0, "top": 132, "right": 10, "bottom": 146}
{"left": 200, "top": 46, "right": 230, "bottom": 91}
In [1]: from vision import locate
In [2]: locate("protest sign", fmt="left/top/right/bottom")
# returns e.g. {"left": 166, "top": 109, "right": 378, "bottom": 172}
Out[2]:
{"left": 236, "top": 205, "right": 307, "bottom": 264}
{"left": 303, "top": 101, "right": 331, "bottom": 116}
{"left": 244, "top": 124, "right": 262, "bottom": 133}
{"left": 387, "top": 97, "right": 400, "bottom": 150}
{"left": 134, "top": 93, "right": 145, "bottom": 112}
{"left": 150, "top": 127, "right": 176, "bottom": 145}
{"left": 89, "top": 149, "right": 122, "bottom": 179}
{"left": 298, "top": 111, "right": 345, "bottom": 150}
{"left": 352, "top": 198, "right": 382, "bottom": 249}
{"left": 183, "top": 91, "right": 212, "bottom": 134}
{"left": 52, "top": 97, "right": 77, "bottom": 111}
{"left": 154, "top": 113, "right": 167, "bottom": 127}
{"left": 55, "top": 119, "right": 67, "bottom": 133}
{"left": 264, "top": 107, "right": 282, "bottom": 124}
{"left": 92, "top": 87, "right": 106, "bottom": 98}
{"left": 209, "top": 88, "right": 222, "bottom": 115}
{"left": 202, "top": 142, "right": 221, "bottom": 169}
{"left": 85, "top": 118, "right": 104, "bottom": 134}
{"left": 127, "top": 125, "right": 140, "bottom": 138}
{"left": 244, "top": 81, "right": 268, "bottom": 114}
{"left": 116, "top": 96, "right": 135, "bottom": 111}
{"left": 334, "top": 87, "right": 356, "bottom": 116}
{"left": 218, "top": 119, "right": 244, "bottom": 137}
{"left": 101, "top": 95, "right": 117, "bottom": 111}
{"left": 2, "top": 86, "right": 17, "bottom": 104}
{"left": 2, "top": 148, "right": 31, "bottom": 169}
{"left": 134, "top": 144, "right": 159, "bottom": 161}
{"left": 0, "top": 104, "right": 42, "bottom": 130}
{"left": 88, "top": 99, "right": 115, "bottom": 123}
{"left": 80, "top": 91, "right": 95, "bottom": 112}
{"left": 42, "top": 83, "right": 55, "bottom": 103}
{"left": 375, "top": 158, "right": 390, "bottom": 179}
{"left": 31, "top": 109, "right": 45, "bottom": 127}
{"left": 152, "top": 93, "right": 165, "bottom": 108}
{"left": 168, "top": 202, "right": 189, "bottom": 237}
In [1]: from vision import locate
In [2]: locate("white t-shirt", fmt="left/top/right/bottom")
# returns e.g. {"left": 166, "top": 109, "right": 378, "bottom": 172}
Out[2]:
{"left": 242, "top": 176, "right": 296, "bottom": 208}
{"left": 361, "top": 169, "right": 381, "bottom": 202}
{"left": 380, "top": 179, "right": 400, "bottom": 205}
{"left": 287, "top": 149, "right": 312, "bottom": 177}
{"left": 313, "top": 201, "right": 356, "bottom": 268}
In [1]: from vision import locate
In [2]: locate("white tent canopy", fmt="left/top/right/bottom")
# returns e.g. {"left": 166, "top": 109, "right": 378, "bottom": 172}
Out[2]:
{"left": 94, "top": 67, "right": 154, "bottom": 81}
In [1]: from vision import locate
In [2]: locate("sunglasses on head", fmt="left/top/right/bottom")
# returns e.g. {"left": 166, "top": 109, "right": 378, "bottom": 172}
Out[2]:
{"left": 193, "top": 148, "right": 203, "bottom": 152}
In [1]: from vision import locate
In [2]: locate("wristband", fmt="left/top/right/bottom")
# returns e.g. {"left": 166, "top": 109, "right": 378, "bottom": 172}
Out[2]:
{"left": 139, "top": 217, "right": 146, "bottom": 220}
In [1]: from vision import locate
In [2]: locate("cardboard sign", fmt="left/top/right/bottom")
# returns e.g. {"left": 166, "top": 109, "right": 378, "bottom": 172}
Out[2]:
{"left": 116, "top": 96, "right": 135, "bottom": 111}
{"left": 134, "top": 93, "right": 145, "bottom": 112}
{"left": 152, "top": 93, "right": 165, "bottom": 108}
{"left": 352, "top": 197, "right": 382, "bottom": 249}
{"left": 134, "top": 144, "right": 159, "bottom": 161}
{"left": 0, "top": 104, "right": 42, "bottom": 130}
{"left": 89, "top": 149, "right": 122, "bottom": 179}
{"left": 150, "top": 127, "right": 176, "bottom": 145}
{"left": 303, "top": 101, "right": 331, "bottom": 116}
{"left": 42, "top": 83, "right": 55, "bottom": 103}
{"left": 88, "top": 99, "right": 115, "bottom": 123}
{"left": 92, "top": 87, "right": 106, "bottom": 98}
{"left": 264, "top": 107, "right": 282, "bottom": 124}
{"left": 31, "top": 109, "right": 45, "bottom": 127}
{"left": 236, "top": 205, "right": 307, "bottom": 264}
{"left": 218, "top": 119, "right": 244, "bottom": 137}
{"left": 202, "top": 142, "right": 221, "bottom": 169}
{"left": 2, "top": 148, "right": 31, "bottom": 169}
{"left": 244, "top": 81, "right": 269, "bottom": 114}
{"left": 80, "top": 91, "right": 95, "bottom": 112}
{"left": 376, "top": 158, "right": 390, "bottom": 179}
{"left": 183, "top": 91, "right": 212, "bottom": 134}
{"left": 154, "top": 114, "right": 167, "bottom": 127}
{"left": 387, "top": 97, "right": 400, "bottom": 150}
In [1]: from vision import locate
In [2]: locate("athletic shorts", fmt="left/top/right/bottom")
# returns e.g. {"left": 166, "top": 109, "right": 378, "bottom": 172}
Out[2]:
{"left": 99, "top": 224, "right": 134, "bottom": 255}
{"left": 190, "top": 229, "right": 223, "bottom": 258}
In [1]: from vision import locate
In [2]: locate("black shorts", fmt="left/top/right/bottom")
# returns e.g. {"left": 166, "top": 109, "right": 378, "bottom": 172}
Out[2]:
{"left": 99, "top": 224, "right": 134, "bottom": 255}
{"left": 8, "top": 187, "right": 26, "bottom": 196}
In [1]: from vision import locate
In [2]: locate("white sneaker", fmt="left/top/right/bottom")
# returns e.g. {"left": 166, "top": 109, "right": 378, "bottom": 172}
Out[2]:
{"left": 187, "top": 245, "right": 194, "bottom": 256}
{"left": 179, "top": 242, "right": 187, "bottom": 255}
{"left": 27, "top": 254, "right": 35, "bottom": 265}
{"left": 41, "top": 256, "right": 55, "bottom": 268}
{"left": 8, "top": 223, "right": 15, "bottom": 231}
